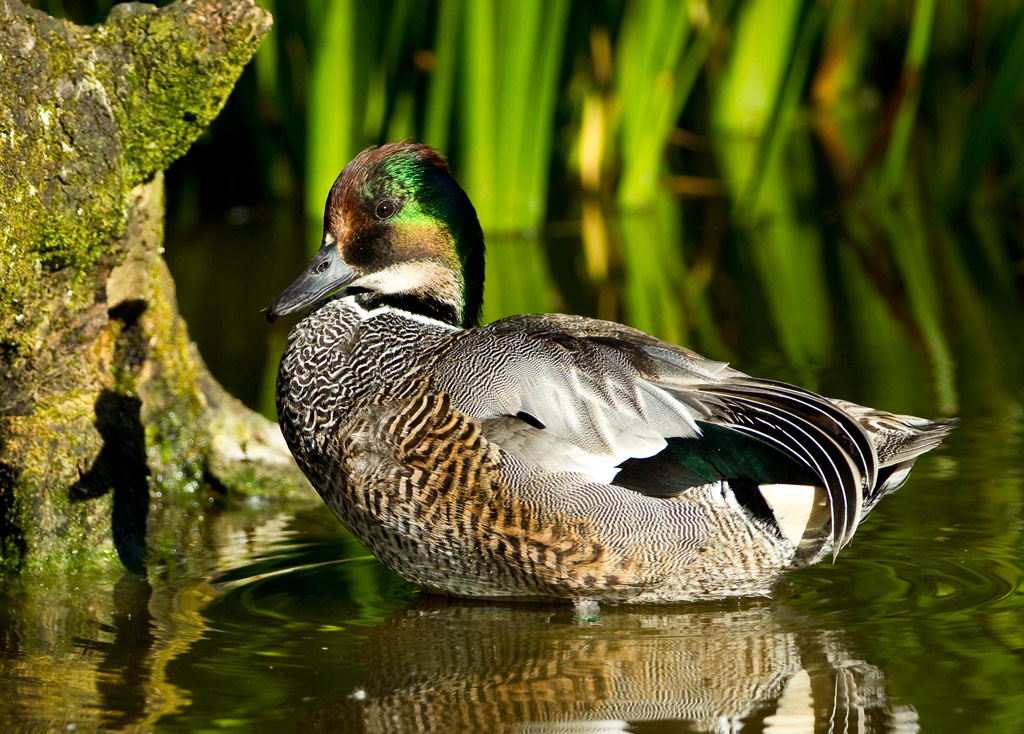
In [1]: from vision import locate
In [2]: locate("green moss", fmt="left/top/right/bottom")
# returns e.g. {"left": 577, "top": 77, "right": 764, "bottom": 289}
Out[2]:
{"left": 0, "top": 391, "right": 111, "bottom": 574}
{"left": 1, "top": 0, "right": 271, "bottom": 345}
{"left": 105, "top": 3, "right": 272, "bottom": 186}
{"left": 210, "top": 462, "right": 302, "bottom": 500}
{"left": 33, "top": 193, "right": 129, "bottom": 271}
{"left": 0, "top": 2, "right": 275, "bottom": 577}
{"left": 17, "top": 494, "right": 118, "bottom": 577}
{"left": 0, "top": 37, "right": 130, "bottom": 274}
{"left": 43, "top": 25, "right": 75, "bottom": 78}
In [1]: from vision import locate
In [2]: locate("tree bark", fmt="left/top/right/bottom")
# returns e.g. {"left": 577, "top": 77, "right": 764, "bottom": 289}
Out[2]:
{"left": 0, "top": 0, "right": 309, "bottom": 575}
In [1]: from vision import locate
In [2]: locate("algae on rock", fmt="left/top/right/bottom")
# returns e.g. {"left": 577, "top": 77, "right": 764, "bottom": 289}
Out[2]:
{"left": 0, "top": 0, "right": 310, "bottom": 575}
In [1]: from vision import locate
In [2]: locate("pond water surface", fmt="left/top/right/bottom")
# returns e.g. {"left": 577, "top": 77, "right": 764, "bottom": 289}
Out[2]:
{"left": 2, "top": 207, "right": 1023, "bottom": 733}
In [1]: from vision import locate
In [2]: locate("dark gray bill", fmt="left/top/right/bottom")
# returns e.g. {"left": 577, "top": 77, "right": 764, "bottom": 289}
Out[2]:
{"left": 266, "top": 242, "right": 357, "bottom": 322}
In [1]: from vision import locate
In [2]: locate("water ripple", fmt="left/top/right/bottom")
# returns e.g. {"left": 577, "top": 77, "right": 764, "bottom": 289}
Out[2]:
{"left": 788, "top": 538, "right": 1024, "bottom": 622}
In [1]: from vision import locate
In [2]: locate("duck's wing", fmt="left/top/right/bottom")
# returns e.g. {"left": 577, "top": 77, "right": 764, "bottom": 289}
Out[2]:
{"left": 428, "top": 313, "right": 879, "bottom": 551}
{"left": 428, "top": 313, "right": 720, "bottom": 474}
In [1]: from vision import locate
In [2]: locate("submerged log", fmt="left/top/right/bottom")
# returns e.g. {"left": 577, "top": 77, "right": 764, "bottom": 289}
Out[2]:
{"left": 0, "top": 0, "right": 309, "bottom": 574}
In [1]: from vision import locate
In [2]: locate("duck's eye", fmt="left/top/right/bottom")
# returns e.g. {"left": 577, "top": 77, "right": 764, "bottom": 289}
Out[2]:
{"left": 375, "top": 200, "right": 398, "bottom": 219}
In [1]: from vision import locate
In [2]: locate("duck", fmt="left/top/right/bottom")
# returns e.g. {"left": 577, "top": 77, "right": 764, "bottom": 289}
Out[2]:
{"left": 266, "top": 141, "right": 954, "bottom": 612}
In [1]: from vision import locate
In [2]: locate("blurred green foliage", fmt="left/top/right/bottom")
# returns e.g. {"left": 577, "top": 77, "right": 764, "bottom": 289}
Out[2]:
{"left": 31, "top": 0, "right": 1024, "bottom": 416}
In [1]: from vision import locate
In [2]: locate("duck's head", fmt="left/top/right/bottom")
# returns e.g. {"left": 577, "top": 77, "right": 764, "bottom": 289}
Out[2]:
{"left": 266, "top": 142, "right": 484, "bottom": 328}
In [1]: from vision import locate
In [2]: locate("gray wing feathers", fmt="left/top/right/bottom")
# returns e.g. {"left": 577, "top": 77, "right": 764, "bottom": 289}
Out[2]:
{"left": 429, "top": 313, "right": 942, "bottom": 554}
{"left": 432, "top": 323, "right": 704, "bottom": 478}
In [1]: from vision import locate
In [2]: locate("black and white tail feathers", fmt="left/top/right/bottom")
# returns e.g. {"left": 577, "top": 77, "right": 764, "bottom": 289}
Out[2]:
{"left": 669, "top": 380, "right": 955, "bottom": 555}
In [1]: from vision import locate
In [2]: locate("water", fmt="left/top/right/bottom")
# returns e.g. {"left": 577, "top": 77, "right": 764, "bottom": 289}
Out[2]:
{"left": 4, "top": 456, "right": 1023, "bottom": 733}
{"left": 3, "top": 209, "right": 1023, "bottom": 732}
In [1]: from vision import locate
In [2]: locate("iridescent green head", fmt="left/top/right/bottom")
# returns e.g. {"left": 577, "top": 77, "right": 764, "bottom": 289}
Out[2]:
{"left": 267, "top": 142, "right": 485, "bottom": 328}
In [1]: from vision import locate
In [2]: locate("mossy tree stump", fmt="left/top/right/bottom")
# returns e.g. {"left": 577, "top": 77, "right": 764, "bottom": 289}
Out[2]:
{"left": 0, "top": 0, "right": 309, "bottom": 575}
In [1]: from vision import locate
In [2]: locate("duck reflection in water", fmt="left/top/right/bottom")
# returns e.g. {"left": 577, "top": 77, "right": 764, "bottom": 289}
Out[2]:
{"left": 300, "top": 596, "right": 918, "bottom": 734}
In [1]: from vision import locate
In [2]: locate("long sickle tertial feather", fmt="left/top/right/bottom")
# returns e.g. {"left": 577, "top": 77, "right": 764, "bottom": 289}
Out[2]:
{"left": 691, "top": 380, "right": 878, "bottom": 556}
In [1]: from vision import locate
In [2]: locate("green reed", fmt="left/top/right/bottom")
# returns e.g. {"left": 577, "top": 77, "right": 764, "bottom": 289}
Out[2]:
{"left": 878, "top": 0, "right": 936, "bottom": 194}
{"left": 614, "top": 0, "right": 711, "bottom": 210}
{"left": 232, "top": 0, "right": 1024, "bottom": 266}
{"left": 958, "top": 9, "right": 1024, "bottom": 205}
{"left": 305, "top": 0, "right": 357, "bottom": 227}
{"left": 192, "top": 0, "right": 1024, "bottom": 407}
{"left": 459, "top": 0, "right": 570, "bottom": 233}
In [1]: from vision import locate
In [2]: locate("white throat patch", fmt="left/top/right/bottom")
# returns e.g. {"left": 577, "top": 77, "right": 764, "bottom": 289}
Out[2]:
{"left": 354, "top": 260, "right": 461, "bottom": 298}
